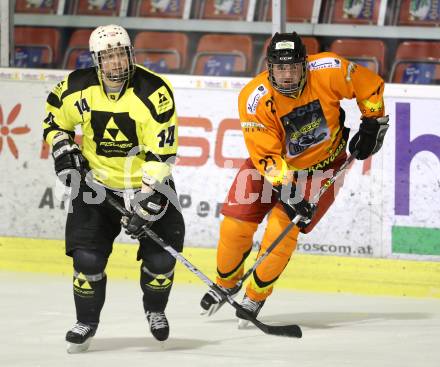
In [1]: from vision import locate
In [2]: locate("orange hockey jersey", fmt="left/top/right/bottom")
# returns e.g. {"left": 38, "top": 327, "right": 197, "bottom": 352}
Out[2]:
{"left": 238, "top": 52, "right": 385, "bottom": 185}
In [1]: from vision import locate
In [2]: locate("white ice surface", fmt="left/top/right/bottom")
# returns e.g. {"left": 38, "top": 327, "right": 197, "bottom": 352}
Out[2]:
{"left": 1, "top": 272, "right": 439, "bottom": 367}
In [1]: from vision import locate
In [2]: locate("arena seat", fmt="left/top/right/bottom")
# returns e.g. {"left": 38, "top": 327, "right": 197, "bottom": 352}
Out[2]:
{"left": 259, "top": 0, "right": 313, "bottom": 22}
{"left": 199, "top": 0, "right": 249, "bottom": 20}
{"left": 330, "top": 38, "right": 386, "bottom": 75}
{"left": 62, "top": 29, "right": 94, "bottom": 70}
{"left": 191, "top": 34, "right": 253, "bottom": 76}
{"left": 72, "top": 0, "right": 121, "bottom": 16}
{"left": 328, "top": 0, "right": 380, "bottom": 24}
{"left": 396, "top": 0, "right": 440, "bottom": 26}
{"left": 133, "top": 0, "right": 185, "bottom": 18}
{"left": 256, "top": 36, "right": 320, "bottom": 73}
{"left": 390, "top": 41, "right": 440, "bottom": 84}
{"left": 134, "top": 31, "right": 189, "bottom": 73}
{"left": 15, "top": 0, "right": 59, "bottom": 13}
{"left": 14, "top": 27, "right": 61, "bottom": 68}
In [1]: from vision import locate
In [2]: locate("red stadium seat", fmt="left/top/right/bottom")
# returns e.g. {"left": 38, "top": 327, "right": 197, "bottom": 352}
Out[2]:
{"left": 191, "top": 34, "right": 253, "bottom": 76}
{"left": 199, "top": 0, "right": 249, "bottom": 20}
{"left": 257, "top": 36, "right": 320, "bottom": 73}
{"left": 259, "top": 0, "right": 313, "bottom": 22}
{"left": 15, "top": 0, "right": 59, "bottom": 14}
{"left": 390, "top": 41, "right": 440, "bottom": 84}
{"left": 396, "top": 0, "right": 440, "bottom": 26}
{"left": 62, "top": 29, "right": 94, "bottom": 70}
{"left": 134, "top": 31, "right": 189, "bottom": 72}
{"left": 329, "top": 0, "right": 380, "bottom": 24}
{"left": 14, "top": 27, "right": 61, "bottom": 68}
{"left": 330, "top": 38, "right": 386, "bottom": 75}
{"left": 72, "top": 0, "right": 121, "bottom": 16}
{"left": 134, "top": 0, "right": 185, "bottom": 18}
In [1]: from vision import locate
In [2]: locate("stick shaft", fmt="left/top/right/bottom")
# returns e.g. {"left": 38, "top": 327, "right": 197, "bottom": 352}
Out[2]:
{"left": 235, "top": 152, "right": 358, "bottom": 289}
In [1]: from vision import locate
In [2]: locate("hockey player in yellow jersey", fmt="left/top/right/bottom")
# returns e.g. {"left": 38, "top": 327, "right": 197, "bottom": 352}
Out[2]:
{"left": 200, "top": 32, "right": 389, "bottom": 327}
{"left": 43, "top": 25, "right": 185, "bottom": 352}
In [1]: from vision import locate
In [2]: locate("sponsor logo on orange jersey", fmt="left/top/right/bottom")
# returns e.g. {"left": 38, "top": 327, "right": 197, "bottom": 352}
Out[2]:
{"left": 308, "top": 57, "right": 341, "bottom": 71}
{"left": 246, "top": 84, "right": 268, "bottom": 114}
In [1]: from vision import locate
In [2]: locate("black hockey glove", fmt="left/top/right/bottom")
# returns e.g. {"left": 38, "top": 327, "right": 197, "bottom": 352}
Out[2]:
{"left": 349, "top": 115, "right": 389, "bottom": 160}
{"left": 52, "top": 135, "right": 86, "bottom": 185}
{"left": 123, "top": 191, "right": 164, "bottom": 239}
{"left": 274, "top": 185, "right": 317, "bottom": 229}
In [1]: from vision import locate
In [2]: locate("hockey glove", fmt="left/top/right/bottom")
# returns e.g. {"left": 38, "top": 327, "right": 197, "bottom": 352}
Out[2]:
{"left": 274, "top": 185, "right": 317, "bottom": 229}
{"left": 349, "top": 115, "right": 389, "bottom": 160}
{"left": 52, "top": 134, "right": 86, "bottom": 186}
{"left": 124, "top": 191, "right": 164, "bottom": 239}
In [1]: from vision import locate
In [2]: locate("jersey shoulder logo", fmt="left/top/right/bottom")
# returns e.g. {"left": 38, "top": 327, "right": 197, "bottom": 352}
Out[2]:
{"left": 246, "top": 84, "right": 268, "bottom": 115}
{"left": 148, "top": 86, "right": 173, "bottom": 115}
{"left": 308, "top": 57, "right": 341, "bottom": 71}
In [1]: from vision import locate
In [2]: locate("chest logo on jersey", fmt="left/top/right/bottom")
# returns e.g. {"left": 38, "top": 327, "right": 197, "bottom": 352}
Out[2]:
{"left": 148, "top": 86, "right": 173, "bottom": 115}
{"left": 246, "top": 84, "right": 268, "bottom": 114}
{"left": 281, "top": 99, "right": 329, "bottom": 157}
{"left": 91, "top": 111, "right": 138, "bottom": 157}
{"left": 308, "top": 57, "right": 341, "bottom": 71}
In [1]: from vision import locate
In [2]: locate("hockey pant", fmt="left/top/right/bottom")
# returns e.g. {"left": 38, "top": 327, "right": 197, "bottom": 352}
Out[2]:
{"left": 217, "top": 207, "right": 300, "bottom": 302}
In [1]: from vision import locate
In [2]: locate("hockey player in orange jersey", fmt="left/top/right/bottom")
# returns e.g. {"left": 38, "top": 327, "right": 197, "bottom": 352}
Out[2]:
{"left": 200, "top": 32, "right": 389, "bottom": 327}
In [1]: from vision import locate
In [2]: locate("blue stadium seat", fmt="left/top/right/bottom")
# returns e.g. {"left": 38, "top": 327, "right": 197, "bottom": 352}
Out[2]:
{"left": 390, "top": 41, "right": 440, "bottom": 84}
{"left": 191, "top": 34, "right": 253, "bottom": 76}
{"left": 330, "top": 38, "right": 386, "bottom": 75}
{"left": 134, "top": 31, "right": 189, "bottom": 72}
{"left": 14, "top": 27, "right": 61, "bottom": 68}
{"left": 62, "top": 29, "right": 94, "bottom": 69}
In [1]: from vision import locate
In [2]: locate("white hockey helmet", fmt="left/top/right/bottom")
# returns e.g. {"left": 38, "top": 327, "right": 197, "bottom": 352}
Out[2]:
{"left": 89, "top": 24, "right": 135, "bottom": 83}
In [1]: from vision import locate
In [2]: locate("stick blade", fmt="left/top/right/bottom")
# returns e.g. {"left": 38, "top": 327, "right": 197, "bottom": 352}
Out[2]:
{"left": 263, "top": 323, "right": 303, "bottom": 338}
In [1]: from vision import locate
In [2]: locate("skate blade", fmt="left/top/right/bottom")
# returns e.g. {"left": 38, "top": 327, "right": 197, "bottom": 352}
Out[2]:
{"left": 200, "top": 302, "right": 222, "bottom": 317}
{"left": 66, "top": 338, "right": 92, "bottom": 354}
{"left": 200, "top": 292, "right": 239, "bottom": 317}
{"left": 237, "top": 318, "right": 250, "bottom": 330}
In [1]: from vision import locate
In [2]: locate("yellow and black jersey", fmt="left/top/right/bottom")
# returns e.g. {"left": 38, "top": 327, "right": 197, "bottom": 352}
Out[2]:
{"left": 42, "top": 65, "right": 178, "bottom": 189}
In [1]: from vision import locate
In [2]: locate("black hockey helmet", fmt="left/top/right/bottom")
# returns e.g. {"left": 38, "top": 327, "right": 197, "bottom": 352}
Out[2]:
{"left": 267, "top": 32, "right": 307, "bottom": 98}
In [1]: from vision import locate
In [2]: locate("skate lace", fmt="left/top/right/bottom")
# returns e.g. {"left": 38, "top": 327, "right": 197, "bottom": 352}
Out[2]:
{"left": 207, "top": 288, "right": 224, "bottom": 303}
{"left": 241, "top": 297, "right": 261, "bottom": 313}
{"left": 148, "top": 312, "right": 168, "bottom": 330}
{"left": 71, "top": 323, "right": 92, "bottom": 336}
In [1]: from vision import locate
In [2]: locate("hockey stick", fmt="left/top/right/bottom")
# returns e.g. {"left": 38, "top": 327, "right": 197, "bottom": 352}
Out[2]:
{"left": 231, "top": 150, "right": 359, "bottom": 294}
{"left": 102, "top": 193, "right": 302, "bottom": 338}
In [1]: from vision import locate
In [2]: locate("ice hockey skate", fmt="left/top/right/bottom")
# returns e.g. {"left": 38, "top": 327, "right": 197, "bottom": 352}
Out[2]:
{"left": 146, "top": 311, "right": 169, "bottom": 342}
{"left": 200, "top": 286, "right": 239, "bottom": 316}
{"left": 236, "top": 295, "right": 265, "bottom": 329}
{"left": 65, "top": 322, "right": 96, "bottom": 354}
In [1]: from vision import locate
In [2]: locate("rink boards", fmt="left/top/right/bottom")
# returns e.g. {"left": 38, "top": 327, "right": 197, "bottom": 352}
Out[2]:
{"left": 1, "top": 236, "right": 439, "bottom": 298}
{"left": 0, "top": 68, "right": 439, "bottom": 297}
